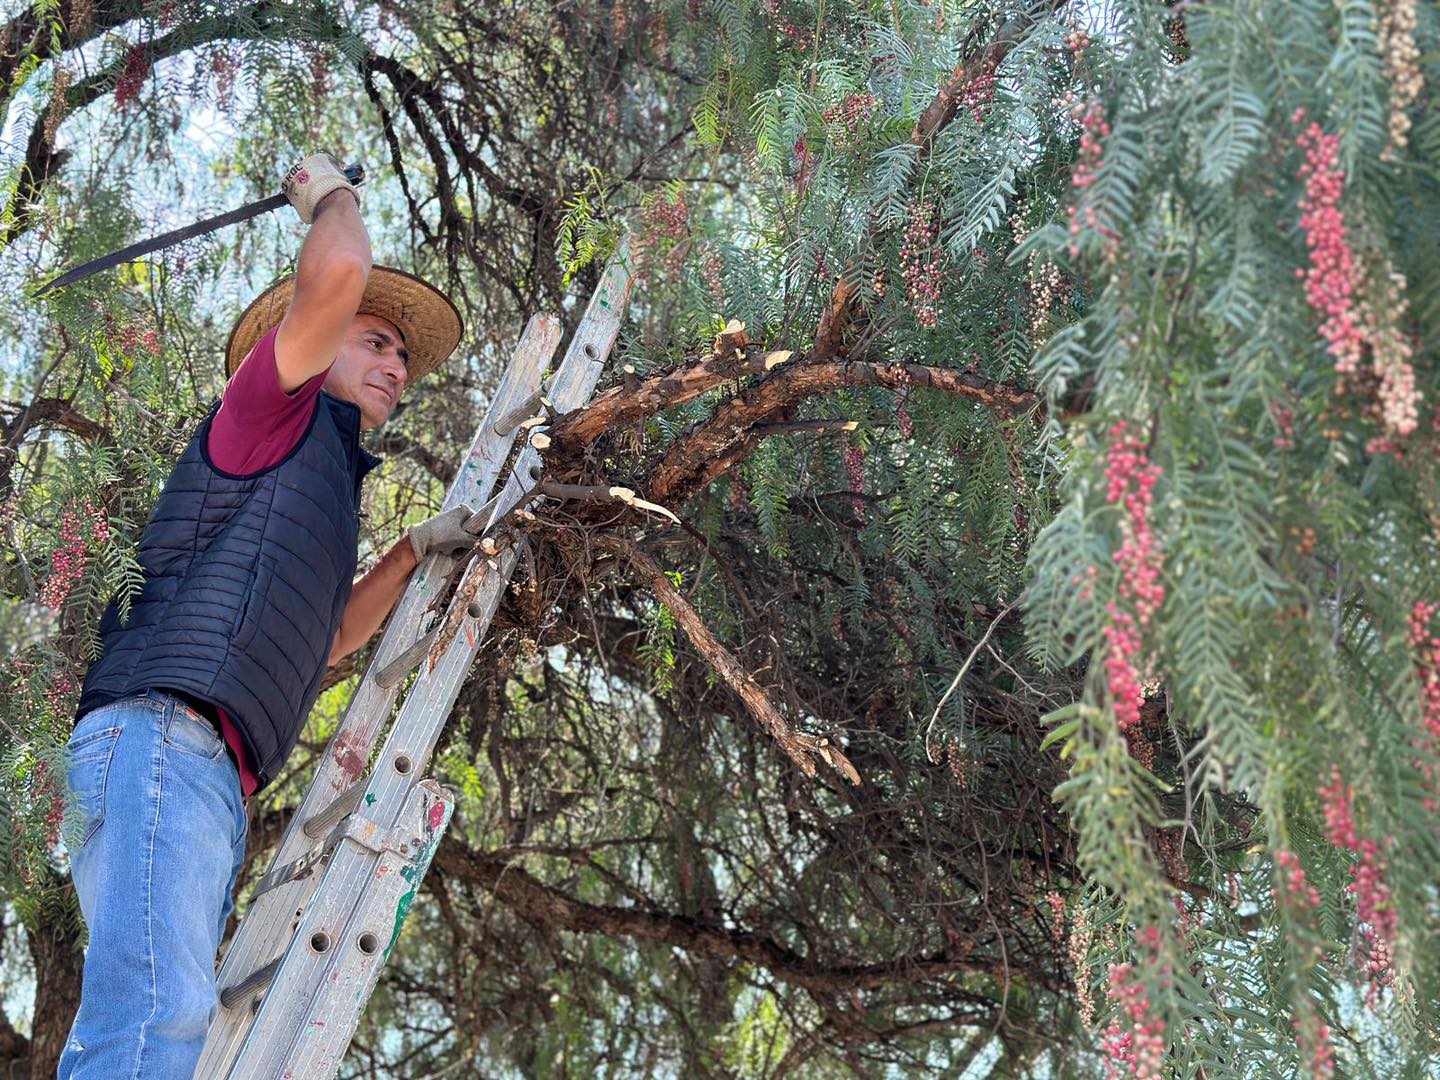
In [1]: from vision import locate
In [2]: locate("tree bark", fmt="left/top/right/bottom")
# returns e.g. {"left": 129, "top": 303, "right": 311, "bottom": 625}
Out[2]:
{"left": 22, "top": 882, "right": 84, "bottom": 1080}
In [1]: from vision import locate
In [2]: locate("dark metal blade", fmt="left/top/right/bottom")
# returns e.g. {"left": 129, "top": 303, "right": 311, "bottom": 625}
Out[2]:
{"left": 32, "top": 193, "right": 287, "bottom": 297}
{"left": 32, "top": 163, "right": 365, "bottom": 298}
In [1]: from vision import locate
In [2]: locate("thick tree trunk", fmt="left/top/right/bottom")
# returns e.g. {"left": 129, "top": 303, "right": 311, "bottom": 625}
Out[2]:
{"left": 23, "top": 881, "right": 84, "bottom": 1080}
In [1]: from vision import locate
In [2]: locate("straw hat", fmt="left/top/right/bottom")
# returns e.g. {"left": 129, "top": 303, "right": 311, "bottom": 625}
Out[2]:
{"left": 225, "top": 265, "right": 463, "bottom": 382}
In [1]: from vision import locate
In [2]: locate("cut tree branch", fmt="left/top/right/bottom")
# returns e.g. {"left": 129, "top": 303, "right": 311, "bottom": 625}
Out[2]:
{"left": 643, "top": 359, "right": 1039, "bottom": 505}
{"left": 598, "top": 536, "right": 861, "bottom": 786}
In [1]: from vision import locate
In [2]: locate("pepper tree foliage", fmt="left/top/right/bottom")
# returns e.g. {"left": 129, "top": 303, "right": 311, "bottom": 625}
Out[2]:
{"left": 0, "top": 0, "right": 1438, "bottom": 1076}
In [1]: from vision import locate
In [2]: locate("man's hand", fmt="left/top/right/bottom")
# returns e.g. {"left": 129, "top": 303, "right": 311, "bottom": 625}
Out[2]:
{"left": 408, "top": 505, "right": 481, "bottom": 562}
{"left": 281, "top": 152, "right": 361, "bottom": 224}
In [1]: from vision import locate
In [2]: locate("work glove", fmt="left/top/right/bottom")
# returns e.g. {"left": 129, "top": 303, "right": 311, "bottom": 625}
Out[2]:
{"left": 408, "top": 505, "right": 481, "bottom": 563}
{"left": 281, "top": 152, "right": 360, "bottom": 224}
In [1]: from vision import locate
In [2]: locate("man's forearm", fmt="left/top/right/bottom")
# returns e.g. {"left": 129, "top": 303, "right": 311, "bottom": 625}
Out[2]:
{"left": 328, "top": 536, "right": 418, "bottom": 666}
{"left": 298, "top": 188, "right": 371, "bottom": 284}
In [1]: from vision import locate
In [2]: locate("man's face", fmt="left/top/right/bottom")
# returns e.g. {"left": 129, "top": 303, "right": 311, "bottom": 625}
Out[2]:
{"left": 323, "top": 313, "right": 409, "bottom": 430}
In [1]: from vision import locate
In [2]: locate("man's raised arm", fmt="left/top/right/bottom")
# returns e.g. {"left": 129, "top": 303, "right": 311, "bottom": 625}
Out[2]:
{"left": 274, "top": 154, "right": 372, "bottom": 392}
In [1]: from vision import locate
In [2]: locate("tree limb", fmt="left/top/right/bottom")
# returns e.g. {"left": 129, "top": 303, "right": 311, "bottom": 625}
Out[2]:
{"left": 643, "top": 359, "right": 1039, "bottom": 505}
{"left": 430, "top": 838, "right": 1056, "bottom": 996}
{"left": 596, "top": 536, "right": 860, "bottom": 786}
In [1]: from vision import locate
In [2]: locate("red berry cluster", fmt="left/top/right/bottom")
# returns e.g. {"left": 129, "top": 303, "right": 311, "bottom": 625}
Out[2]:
{"left": 1272, "top": 849, "right": 1321, "bottom": 911}
{"left": 45, "top": 672, "right": 75, "bottom": 719}
{"left": 845, "top": 442, "right": 865, "bottom": 520}
{"left": 40, "top": 501, "right": 109, "bottom": 610}
{"left": 1270, "top": 402, "right": 1296, "bottom": 450}
{"left": 1102, "top": 953, "right": 1166, "bottom": 1079}
{"left": 779, "top": 23, "right": 811, "bottom": 52}
{"left": 702, "top": 250, "right": 725, "bottom": 308}
{"left": 212, "top": 48, "right": 238, "bottom": 113}
{"left": 1407, "top": 600, "right": 1440, "bottom": 806}
{"left": 822, "top": 92, "right": 875, "bottom": 149}
{"left": 894, "top": 388, "right": 914, "bottom": 439}
{"left": 1064, "top": 29, "right": 1092, "bottom": 59}
{"left": 114, "top": 45, "right": 150, "bottom": 109}
{"left": 116, "top": 323, "right": 160, "bottom": 355}
{"left": 1067, "top": 101, "right": 1115, "bottom": 258}
{"left": 1101, "top": 422, "right": 1164, "bottom": 733}
{"left": 29, "top": 759, "right": 66, "bottom": 847}
{"left": 1293, "top": 112, "right": 1364, "bottom": 376}
{"left": 1067, "top": 905, "right": 1096, "bottom": 1026}
{"left": 1293, "top": 1014, "right": 1336, "bottom": 1080}
{"left": 900, "top": 199, "right": 942, "bottom": 329}
{"left": 957, "top": 68, "right": 995, "bottom": 125}
{"left": 306, "top": 44, "right": 331, "bottom": 99}
{"left": 1044, "top": 889, "right": 1066, "bottom": 944}
{"left": 646, "top": 191, "right": 688, "bottom": 241}
{"left": 1318, "top": 765, "right": 1396, "bottom": 1000}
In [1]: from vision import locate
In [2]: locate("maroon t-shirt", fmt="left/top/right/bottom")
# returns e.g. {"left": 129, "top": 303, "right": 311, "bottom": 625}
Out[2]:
{"left": 206, "top": 326, "right": 333, "bottom": 797}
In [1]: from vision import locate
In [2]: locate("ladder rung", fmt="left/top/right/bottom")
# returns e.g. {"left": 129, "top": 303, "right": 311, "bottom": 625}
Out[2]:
{"left": 220, "top": 956, "right": 282, "bottom": 1010}
{"left": 303, "top": 781, "right": 366, "bottom": 839}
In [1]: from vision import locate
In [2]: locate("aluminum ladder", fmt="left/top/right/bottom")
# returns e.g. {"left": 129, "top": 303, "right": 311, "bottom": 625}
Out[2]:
{"left": 196, "top": 244, "right": 633, "bottom": 1078}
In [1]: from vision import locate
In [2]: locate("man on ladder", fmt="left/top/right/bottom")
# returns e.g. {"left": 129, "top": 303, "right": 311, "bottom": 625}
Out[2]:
{"left": 58, "top": 153, "right": 480, "bottom": 1079}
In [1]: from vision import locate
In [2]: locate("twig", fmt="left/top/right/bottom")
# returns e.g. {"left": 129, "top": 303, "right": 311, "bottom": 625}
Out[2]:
{"left": 924, "top": 602, "right": 1015, "bottom": 764}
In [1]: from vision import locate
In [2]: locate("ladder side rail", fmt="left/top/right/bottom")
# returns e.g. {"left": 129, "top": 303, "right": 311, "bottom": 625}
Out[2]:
{"left": 355, "top": 240, "right": 635, "bottom": 830}
{"left": 199, "top": 314, "right": 559, "bottom": 1074}
{"left": 232, "top": 245, "right": 633, "bottom": 1078}
{"left": 242, "top": 781, "right": 453, "bottom": 1080}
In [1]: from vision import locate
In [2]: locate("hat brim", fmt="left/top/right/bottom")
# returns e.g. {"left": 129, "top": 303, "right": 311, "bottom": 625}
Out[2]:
{"left": 225, "top": 265, "right": 463, "bottom": 382}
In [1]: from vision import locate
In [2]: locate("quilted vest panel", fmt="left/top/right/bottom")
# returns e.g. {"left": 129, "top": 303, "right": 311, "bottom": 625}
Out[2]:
{"left": 79, "top": 392, "right": 381, "bottom": 791}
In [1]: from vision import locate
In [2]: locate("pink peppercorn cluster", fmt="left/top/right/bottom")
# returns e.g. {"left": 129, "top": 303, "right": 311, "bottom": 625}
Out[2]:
{"left": 28, "top": 759, "right": 66, "bottom": 848}
{"left": 1293, "top": 112, "right": 1364, "bottom": 377}
{"left": 1377, "top": 0, "right": 1421, "bottom": 158}
{"left": 945, "top": 738, "right": 973, "bottom": 787}
{"left": 1044, "top": 889, "right": 1066, "bottom": 944}
{"left": 44, "top": 66, "right": 73, "bottom": 146}
{"left": 958, "top": 67, "right": 996, "bottom": 125}
{"left": 1360, "top": 265, "right": 1420, "bottom": 438}
{"left": 1270, "top": 402, "right": 1297, "bottom": 450}
{"left": 634, "top": 191, "right": 690, "bottom": 284}
{"left": 845, "top": 441, "right": 866, "bottom": 520}
{"left": 1272, "top": 849, "right": 1321, "bottom": 911}
{"left": 894, "top": 387, "right": 914, "bottom": 439}
{"left": 702, "top": 250, "right": 725, "bottom": 308}
{"left": 645, "top": 191, "right": 689, "bottom": 241}
{"left": 305, "top": 43, "right": 331, "bottom": 99}
{"left": 1318, "top": 765, "right": 1396, "bottom": 1000}
{"left": 1064, "top": 29, "right": 1092, "bottom": 60}
{"left": 1099, "top": 422, "right": 1164, "bottom": 734}
{"left": 1068, "top": 906, "right": 1096, "bottom": 1026}
{"left": 1102, "top": 956, "right": 1166, "bottom": 1079}
{"left": 900, "top": 199, "right": 943, "bottom": 329}
{"left": 115, "top": 323, "right": 161, "bottom": 356}
{"left": 822, "top": 92, "right": 875, "bottom": 149}
{"left": 1407, "top": 600, "right": 1440, "bottom": 807}
{"left": 39, "top": 500, "right": 110, "bottom": 610}
{"left": 1067, "top": 101, "right": 1116, "bottom": 259}
{"left": 114, "top": 44, "right": 150, "bottom": 109}
{"left": 1293, "top": 1014, "right": 1336, "bottom": 1080}
{"left": 211, "top": 48, "right": 238, "bottom": 114}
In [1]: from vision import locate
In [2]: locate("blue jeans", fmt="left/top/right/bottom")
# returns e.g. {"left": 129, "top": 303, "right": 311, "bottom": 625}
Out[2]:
{"left": 58, "top": 690, "right": 248, "bottom": 1079}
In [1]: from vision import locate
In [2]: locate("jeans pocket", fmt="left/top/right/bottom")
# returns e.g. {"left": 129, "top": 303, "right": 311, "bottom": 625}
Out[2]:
{"left": 164, "top": 706, "right": 227, "bottom": 761}
{"left": 63, "top": 725, "right": 122, "bottom": 850}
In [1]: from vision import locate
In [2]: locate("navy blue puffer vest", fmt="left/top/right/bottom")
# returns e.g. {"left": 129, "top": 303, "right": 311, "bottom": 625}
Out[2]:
{"left": 79, "top": 392, "right": 380, "bottom": 791}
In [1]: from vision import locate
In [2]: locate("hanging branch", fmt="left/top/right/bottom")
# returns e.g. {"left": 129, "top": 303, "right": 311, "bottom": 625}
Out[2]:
{"left": 598, "top": 536, "right": 862, "bottom": 787}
